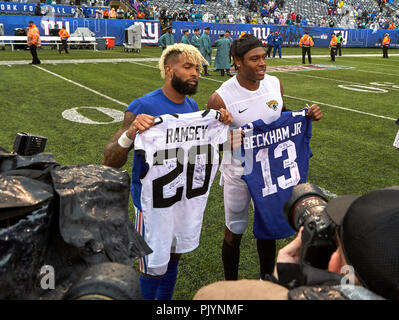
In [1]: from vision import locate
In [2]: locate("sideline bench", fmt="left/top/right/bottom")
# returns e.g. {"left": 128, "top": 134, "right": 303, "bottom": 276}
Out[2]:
{"left": 0, "top": 36, "right": 97, "bottom": 51}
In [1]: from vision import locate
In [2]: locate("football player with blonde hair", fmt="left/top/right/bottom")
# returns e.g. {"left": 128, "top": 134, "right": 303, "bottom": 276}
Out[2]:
{"left": 102, "top": 43, "right": 232, "bottom": 300}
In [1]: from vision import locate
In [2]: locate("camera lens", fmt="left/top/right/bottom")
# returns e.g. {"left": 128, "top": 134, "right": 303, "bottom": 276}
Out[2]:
{"left": 284, "top": 183, "right": 328, "bottom": 230}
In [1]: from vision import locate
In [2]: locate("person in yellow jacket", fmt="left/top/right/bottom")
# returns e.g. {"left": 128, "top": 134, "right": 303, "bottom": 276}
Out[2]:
{"left": 27, "top": 21, "right": 41, "bottom": 65}
{"left": 329, "top": 33, "right": 337, "bottom": 62}
{"left": 382, "top": 33, "right": 390, "bottom": 59}
{"left": 58, "top": 26, "right": 70, "bottom": 54}
{"left": 299, "top": 31, "right": 314, "bottom": 64}
{"left": 109, "top": 8, "right": 117, "bottom": 19}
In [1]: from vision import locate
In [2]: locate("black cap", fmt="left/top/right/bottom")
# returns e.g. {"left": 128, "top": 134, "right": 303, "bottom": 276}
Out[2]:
{"left": 183, "top": 29, "right": 189, "bottom": 33}
{"left": 204, "top": 26, "right": 210, "bottom": 30}
{"left": 194, "top": 28, "right": 199, "bottom": 31}
{"left": 325, "top": 187, "right": 399, "bottom": 299}
{"left": 225, "top": 30, "right": 230, "bottom": 33}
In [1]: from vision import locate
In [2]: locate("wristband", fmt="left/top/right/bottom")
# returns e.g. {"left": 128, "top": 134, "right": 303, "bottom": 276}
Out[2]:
{"left": 118, "top": 131, "right": 134, "bottom": 149}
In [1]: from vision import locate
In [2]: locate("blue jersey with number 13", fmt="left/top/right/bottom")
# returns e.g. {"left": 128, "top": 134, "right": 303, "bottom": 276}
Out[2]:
{"left": 241, "top": 109, "right": 313, "bottom": 240}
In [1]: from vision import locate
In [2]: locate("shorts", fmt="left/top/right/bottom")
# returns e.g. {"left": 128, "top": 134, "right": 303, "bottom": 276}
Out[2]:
{"left": 135, "top": 205, "right": 202, "bottom": 275}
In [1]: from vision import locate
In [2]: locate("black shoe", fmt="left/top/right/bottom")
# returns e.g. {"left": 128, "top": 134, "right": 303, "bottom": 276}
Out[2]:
{"left": 204, "top": 73, "right": 210, "bottom": 76}
{"left": 227, "top": 73, "right": 233, "bottom": 77}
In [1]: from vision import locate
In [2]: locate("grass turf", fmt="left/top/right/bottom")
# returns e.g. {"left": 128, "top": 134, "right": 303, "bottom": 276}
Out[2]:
{"left": 0, "top": 45, "right": 398, "bottom": 299}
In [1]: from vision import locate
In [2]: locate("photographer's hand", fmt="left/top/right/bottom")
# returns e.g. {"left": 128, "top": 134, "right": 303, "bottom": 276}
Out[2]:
{"left": 276, "top": 227, "right": 303, "bottom": 264}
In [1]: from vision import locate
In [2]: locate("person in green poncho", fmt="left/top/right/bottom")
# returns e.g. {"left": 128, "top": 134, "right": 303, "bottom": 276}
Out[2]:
{"left": 191, "top": 28, "right": 201, "bottom": 50}
{"left": 159, "top": 26, "right": 174, "bottom": 51}
{"left": 200, "top": 26, "right": 212, "bottom": 76}
{"left": 214, "top": 32, "right": 232, "bottom": 77}
{"left": 181, "top": 29, "right": 191, "bottom": 45}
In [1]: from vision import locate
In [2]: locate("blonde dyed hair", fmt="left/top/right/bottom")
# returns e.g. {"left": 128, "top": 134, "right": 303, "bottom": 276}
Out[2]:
{"left": 158, "top": 43, "right": 209, "bottom": 79}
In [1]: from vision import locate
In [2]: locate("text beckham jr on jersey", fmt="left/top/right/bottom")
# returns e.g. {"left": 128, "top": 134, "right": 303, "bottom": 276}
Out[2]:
{"left": 243, "top": 121, "right": 303, "bottom": 149}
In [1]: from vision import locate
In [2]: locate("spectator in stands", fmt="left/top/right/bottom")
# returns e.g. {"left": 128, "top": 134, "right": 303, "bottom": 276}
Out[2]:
{"left": 27, "top": 21, "right": 41, "bottom": 65}
{"left": 214, "top": 32, "right": 233, "bottom": 77}
{"left": 279, "top": 13, "right": 286, "bottom": 25}
{"left": 388, "top": 21, "right": 396, "bottom": 29}
{"left": 103, "top": 8, "right": 109, "bottom": 19}
{"left": 137, "top": 8, "right": 145, "bottom": 19}
{"left": 228, "top": 12, "right": 235, "bottom": 23}
{"left": 301, "top": 16, "right": 308, "bottom": 27}
{"left": 291, "top": 11, "right": 296, "bottom": 23}
{"left": 117, "top": 7, "right": 124, "bottom": 19}
{"left": 296, "top": 13, "right": 302, "bottom": 25}
{"left": 200, "top": 26, "right": 212, "bottom": 76}
{"left": 215, "top": 12, "right": 221, "bottom": 23}
{"left": 159, "top": 26, "right": 174, "bottom": 50}
{"left": 239, "top": 11, "right": 246, "bottom": 24}
{"left": 320, "top": 16, "right": 327, "bottom": 27}
{"left": 58, "top": 26, "right": 70, "bottom": 54}
{"left": 249, "top": 0, "right": 257, "bottom": 12}
{"left": 203, "top": 11, "right": 210, "bottom": 23}
{"left": 190, "top": 9, "right": 196, "bottom": 22}
{"left": 96, "top": 7, "right": 103, "bottom": 18}
{"left": 109, "top": 7, "right": 117, "bottom": 18}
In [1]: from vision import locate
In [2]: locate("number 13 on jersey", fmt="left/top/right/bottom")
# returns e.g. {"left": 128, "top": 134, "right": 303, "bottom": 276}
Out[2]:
{"left": 255, "top": 140, "right": 301, "bottom": 197}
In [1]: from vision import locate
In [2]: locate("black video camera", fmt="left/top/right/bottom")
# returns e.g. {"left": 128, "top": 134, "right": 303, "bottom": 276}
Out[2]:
{"left": 13, "top": 132, "right": 47, "bottom": 156}
{"left": 284, "top": 183, "right": 337, "bottom": 269}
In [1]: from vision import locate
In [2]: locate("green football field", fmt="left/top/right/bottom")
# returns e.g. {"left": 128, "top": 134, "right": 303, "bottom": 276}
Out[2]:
{"left": 1, "top": 46, "right": 398, "bottom": 300}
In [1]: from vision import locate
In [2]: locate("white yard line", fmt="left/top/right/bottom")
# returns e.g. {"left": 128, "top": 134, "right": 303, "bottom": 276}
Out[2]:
{"left": 0, "top": 57, "right": 159, "bottom": 66}
{"left": 33, "top": 65, "right": 128, "bottom": 107}
{"left": 287, "top": 72, "right": 399, "bottom": 91}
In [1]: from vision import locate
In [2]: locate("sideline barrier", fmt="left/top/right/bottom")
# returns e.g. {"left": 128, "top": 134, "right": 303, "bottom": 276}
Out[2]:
{"left": 0, "top": 15, "right": 397, "bottom": 47}
{"left": 172, "top": 21, "right": 399, "bottom": 48}
{"left": 0, "top": 16, "right": 160, "bottom": 46}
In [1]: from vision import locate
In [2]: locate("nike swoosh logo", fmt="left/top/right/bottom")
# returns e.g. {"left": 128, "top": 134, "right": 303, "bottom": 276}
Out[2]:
{"left": 238, "top": 108, "right": 248, "bottom": 114}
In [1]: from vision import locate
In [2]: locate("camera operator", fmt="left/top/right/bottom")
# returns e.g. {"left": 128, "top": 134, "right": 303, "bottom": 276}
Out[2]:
{"left": 194, "top": 185, "right": 399, "bottom": 300}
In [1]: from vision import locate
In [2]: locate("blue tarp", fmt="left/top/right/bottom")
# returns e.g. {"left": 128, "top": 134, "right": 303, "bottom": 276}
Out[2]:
{"left": 0, "top": 14, "right": 397, "bottom": 48}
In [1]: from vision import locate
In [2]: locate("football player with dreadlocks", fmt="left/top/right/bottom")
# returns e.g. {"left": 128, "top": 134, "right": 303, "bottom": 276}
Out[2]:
{"left": 207, "top": 34, "right": 322, "bottom": 282}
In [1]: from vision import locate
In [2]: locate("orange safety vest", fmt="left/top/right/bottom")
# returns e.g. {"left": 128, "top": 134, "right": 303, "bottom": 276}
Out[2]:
{"left": 330, "top": 36, "right": 337, "bottom": 47}
{"left": 299, "top": 34, "right": 314, "bottom": 47}
{"left": 382, "top": 36, "right": 390, "bottom": 46}
{"left": 109, "top": 8, "right": 116, "bottom": 18}
{"left": 27, "top": 24, "right": 41, "bottom": 46}
{"left": 59, "top": 28, "right": 69, "bottom": 39}
{"left": 103, "top": 9, "right": 109, "bottom": 17}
